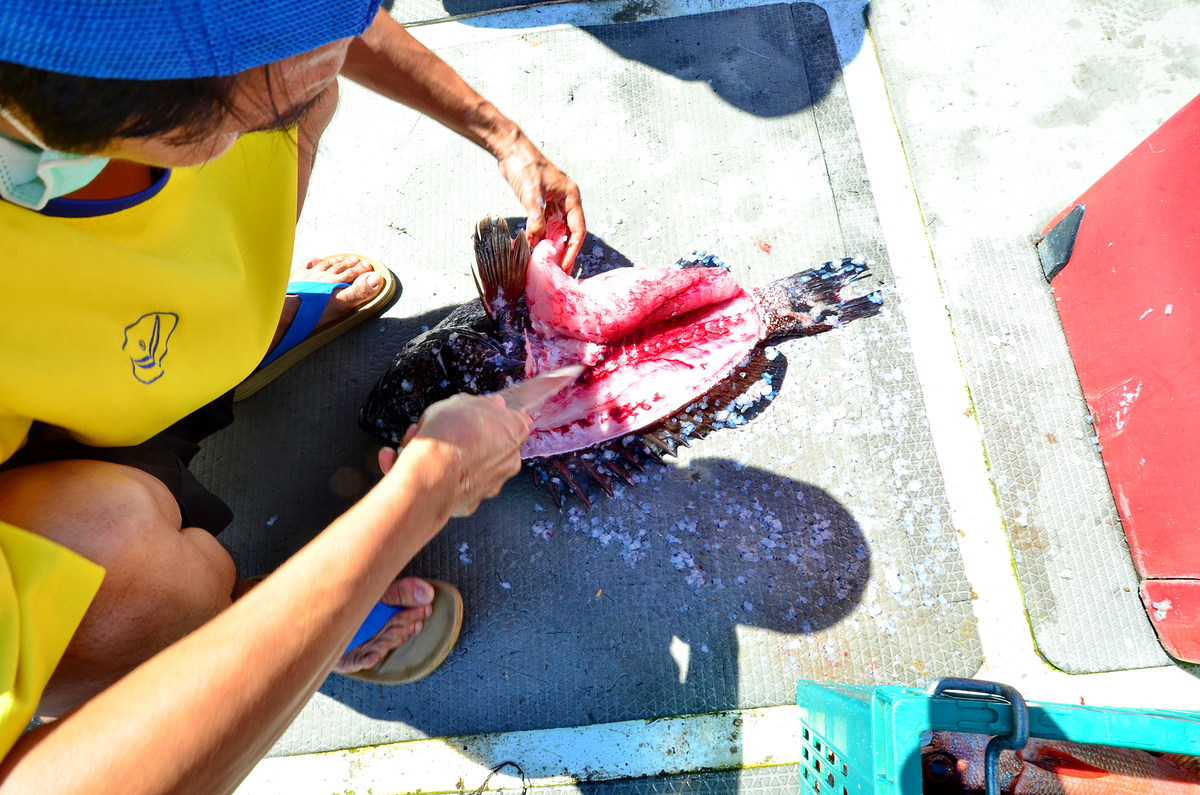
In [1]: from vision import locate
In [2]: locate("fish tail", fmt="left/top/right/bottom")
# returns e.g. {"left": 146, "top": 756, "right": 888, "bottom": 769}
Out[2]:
{"left": 473, "top": 217, "right": 531, "bottom": 321}
{"left": 833, "top": 291, "right": 886, "bottom": 326}
{"left": 810, "top": 256, "right": 873, "bottom": 285}
{"left": 756, "top": 257, "right": 884, "bottom": 338}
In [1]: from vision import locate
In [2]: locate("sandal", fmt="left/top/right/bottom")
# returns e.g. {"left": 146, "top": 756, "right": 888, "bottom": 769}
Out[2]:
{"left": 234, "top": 255, "right": 399, "bottom": 401}
{"left": 341, "top": 579, "right": 464, "bottom": 685}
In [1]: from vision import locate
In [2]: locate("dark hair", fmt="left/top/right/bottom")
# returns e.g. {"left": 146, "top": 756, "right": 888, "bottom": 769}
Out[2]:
{"left": 0, "top": 61, "right": 242, "bottom": 154}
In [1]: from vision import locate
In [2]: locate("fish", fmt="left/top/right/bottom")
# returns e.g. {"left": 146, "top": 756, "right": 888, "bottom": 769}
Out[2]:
{"left": 921, "top": 730, "right": 1200, "bottom": 794}
{"left": 360, "top": 216, "right": 882, "bottom": 506}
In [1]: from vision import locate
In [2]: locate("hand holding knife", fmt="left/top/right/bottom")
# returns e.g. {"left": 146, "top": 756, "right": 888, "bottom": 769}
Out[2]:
{"left": 359, "top": 365, "right": 584, "bottom": 647}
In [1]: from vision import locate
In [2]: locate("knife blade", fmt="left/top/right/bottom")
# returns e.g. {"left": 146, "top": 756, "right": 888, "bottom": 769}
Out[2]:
{"left": 498, "top": 365, "right": 584, "bottom": 414}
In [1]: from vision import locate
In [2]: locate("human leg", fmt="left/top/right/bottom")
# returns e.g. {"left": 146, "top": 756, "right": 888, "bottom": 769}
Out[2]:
{"left": 0, "top": 459, "right": 236, "bottom": 717}
{"left": 0, "top": 457, "right": 460, "bottom": 717}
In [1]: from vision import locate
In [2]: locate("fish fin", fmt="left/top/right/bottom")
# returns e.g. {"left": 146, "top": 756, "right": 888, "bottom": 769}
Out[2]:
{"left": 635, "top": 438, "right": 667, "bottom": 464}
{"left": 615, "top": 442, "right": 648, "bottom": 472}
{"left": 641, "top": 432, "right": 675, "bottom": 457}
{"left": 550, "top": 460, "right": 592, "bottom": 507}
{"left": 578, "top": 458, "right": 616, "bottom": 497}
{"left": 834, "top": 291, "right": 885, "bottom": 326}
{"left": 755, "top": 258, "right": 883, "bottom": 339}
{"left": 1161, "top": 754, "right": 1200, "bottom": 781}
{"left": 473, "top": 217, "right": 531, "bottom": 321}
{"left": 604, "top": 457, "right": 638, "bottom": 487}
{"left": 472, "top": 269, "right": 488, "bottom": 317}
{"left": 532, "top": 463, "right": 566, "bottom": 512}
{"left": 1020, "top": 746, "right": 1110, "bottom": 779}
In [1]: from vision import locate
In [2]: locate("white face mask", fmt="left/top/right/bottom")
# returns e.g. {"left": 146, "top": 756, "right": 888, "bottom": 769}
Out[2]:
{"left": 0, "top": 106, "right": 109, "bottom": 211}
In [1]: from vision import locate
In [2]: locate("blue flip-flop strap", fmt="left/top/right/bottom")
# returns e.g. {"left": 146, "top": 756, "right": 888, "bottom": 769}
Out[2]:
{"left": 259, "top": 281, "right": 350, "bottom": 369}
{"left": 346, "top": 602, "right": 405, "bottom": 653}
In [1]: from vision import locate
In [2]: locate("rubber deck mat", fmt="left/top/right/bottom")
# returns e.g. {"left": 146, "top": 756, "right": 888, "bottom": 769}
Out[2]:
{"left": 194, "top": 3, "right": 982, "bottom": 756}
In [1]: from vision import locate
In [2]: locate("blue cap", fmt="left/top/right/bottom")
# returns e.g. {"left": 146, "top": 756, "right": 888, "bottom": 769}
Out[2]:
{"left": 0, "top": 0, "right": 380, "bottom": 80}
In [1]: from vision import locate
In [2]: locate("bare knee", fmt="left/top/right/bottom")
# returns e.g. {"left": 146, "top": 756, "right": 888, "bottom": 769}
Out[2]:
{"left": 0, "top": 460, "right": 236, "bottom": 713}
{"left": 0, "top": 458, "right": 232, "bottom": 583}
{"left": 0, "top": 459, "right": 178, "bottom": 556}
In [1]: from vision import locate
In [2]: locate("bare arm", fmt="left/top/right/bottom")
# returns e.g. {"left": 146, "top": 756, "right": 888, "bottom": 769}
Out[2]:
{"left": 341, "top": 8, "right": 586, "bottom": 269}
{"left": 0, "top": 393, "right": 529, "bottom": 795}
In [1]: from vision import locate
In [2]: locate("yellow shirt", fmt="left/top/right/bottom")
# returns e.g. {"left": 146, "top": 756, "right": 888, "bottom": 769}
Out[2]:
{"left": 0, "top": 521, "right": 104, "bottom": 755}
{"left": 0, "top": 131, "right": 297, "bottom": 754}
{"left": 0, "top": 130, "right": 298, "bottom": 461}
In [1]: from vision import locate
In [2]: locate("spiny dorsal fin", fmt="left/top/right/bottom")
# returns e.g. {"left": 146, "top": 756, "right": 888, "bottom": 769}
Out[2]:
{"left": 473, "top": 217, "right": 531, "bottom": 320}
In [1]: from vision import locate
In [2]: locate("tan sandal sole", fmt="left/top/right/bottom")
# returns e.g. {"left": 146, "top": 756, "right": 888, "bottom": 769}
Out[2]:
{"left": 341, "top": 579, "right": 464, "bottom": 685}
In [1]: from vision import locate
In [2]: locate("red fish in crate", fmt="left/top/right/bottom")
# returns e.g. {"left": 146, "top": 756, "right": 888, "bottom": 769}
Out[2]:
{"left": 921, "top": 730, "right": 1200, "bottom": 794}
{"left": 361, "top": 216, "right": 882, "bottom": 506}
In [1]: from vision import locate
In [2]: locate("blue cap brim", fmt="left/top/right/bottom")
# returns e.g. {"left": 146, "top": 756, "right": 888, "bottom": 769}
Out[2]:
{"left": 0, "top": 0, "right": 380, "bottom": 80}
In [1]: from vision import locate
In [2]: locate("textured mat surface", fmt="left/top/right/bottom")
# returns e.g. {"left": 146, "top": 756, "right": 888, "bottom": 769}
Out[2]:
{"left": 194, "top": 3, "right": 982, "bottom": 756}
{"left": 865, "top": 0, "right": 1200, "bottom": 673}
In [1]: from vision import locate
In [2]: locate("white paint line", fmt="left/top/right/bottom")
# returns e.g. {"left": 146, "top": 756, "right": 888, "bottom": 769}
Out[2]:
{"left": 237, "top": 705, "right": 801, "bottom": 794}
{"left": 836, "top": 14, "right": 1033, "bottom": 670}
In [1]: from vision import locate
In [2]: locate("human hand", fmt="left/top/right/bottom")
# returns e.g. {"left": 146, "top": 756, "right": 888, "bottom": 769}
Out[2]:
{"left": 496, "top": 139, "right": 585, "bottom": 272}
{"left": 379, "top": 392, "right": 531, "bottom": 517}
{"left": 379, "top": 369, "right": 581, "bottom": 516}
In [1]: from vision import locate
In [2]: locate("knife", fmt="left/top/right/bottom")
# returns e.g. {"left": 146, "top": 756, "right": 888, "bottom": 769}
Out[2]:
{"left": 497, "top": 365, "right": 584, "bottom": 414}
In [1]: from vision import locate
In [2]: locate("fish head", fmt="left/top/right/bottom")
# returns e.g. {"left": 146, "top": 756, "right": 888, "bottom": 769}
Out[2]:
{"left": 359, "top": 321, "right": 521, "bottom": 445}
{"left": 922, "top": 731, "right": 1028, "bottom": 794}
{"left": 921, "top": 750, "right": 967, "bottom": 793}
{"left": 921, "top": 731, "right": 974, "bottom": 793}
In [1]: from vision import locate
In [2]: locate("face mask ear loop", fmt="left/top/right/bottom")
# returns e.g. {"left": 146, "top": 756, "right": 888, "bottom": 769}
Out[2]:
{"left": 0, "top": 106, "right": 50, "bottom": 150}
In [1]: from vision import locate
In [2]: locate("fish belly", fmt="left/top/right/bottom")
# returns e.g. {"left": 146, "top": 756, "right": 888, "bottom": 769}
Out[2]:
{"left": 520, "top": 227, "right": 764, "bottom": 459}
{"left": 1015, "top": 739, "right": 1200, "bottom": 795}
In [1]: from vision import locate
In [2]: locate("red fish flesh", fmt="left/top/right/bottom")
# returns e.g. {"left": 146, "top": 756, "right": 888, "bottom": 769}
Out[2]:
{"left": 360, "top": 217, "right": 882, "bottom": 505}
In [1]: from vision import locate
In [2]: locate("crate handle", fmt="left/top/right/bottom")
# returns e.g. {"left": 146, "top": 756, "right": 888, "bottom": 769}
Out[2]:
{"left": 927, "top": 678, "right": 1030, "bottom": 795}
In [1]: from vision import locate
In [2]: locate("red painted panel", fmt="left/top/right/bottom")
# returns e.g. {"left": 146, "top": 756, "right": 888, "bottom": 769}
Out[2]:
{"left": 1140, "top": 580, "right": 1200, "bottom": 663}
{"left": 1046, "top": 93, "right": 1200, "bottom": 579}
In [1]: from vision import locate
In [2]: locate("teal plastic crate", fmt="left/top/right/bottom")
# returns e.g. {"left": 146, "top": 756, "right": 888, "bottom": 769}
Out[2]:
{"left": 795, "top": 679, "right": 1200, "bottom": 794}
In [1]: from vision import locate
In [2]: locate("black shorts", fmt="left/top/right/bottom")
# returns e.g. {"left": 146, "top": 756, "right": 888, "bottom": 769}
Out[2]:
{"left": 0, "top": 393, "right": 237, "bottom": 534}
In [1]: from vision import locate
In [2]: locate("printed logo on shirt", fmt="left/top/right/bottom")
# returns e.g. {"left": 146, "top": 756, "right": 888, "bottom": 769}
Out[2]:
{"left": 122, "top": 312, "right": 179, "bottom": 384}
